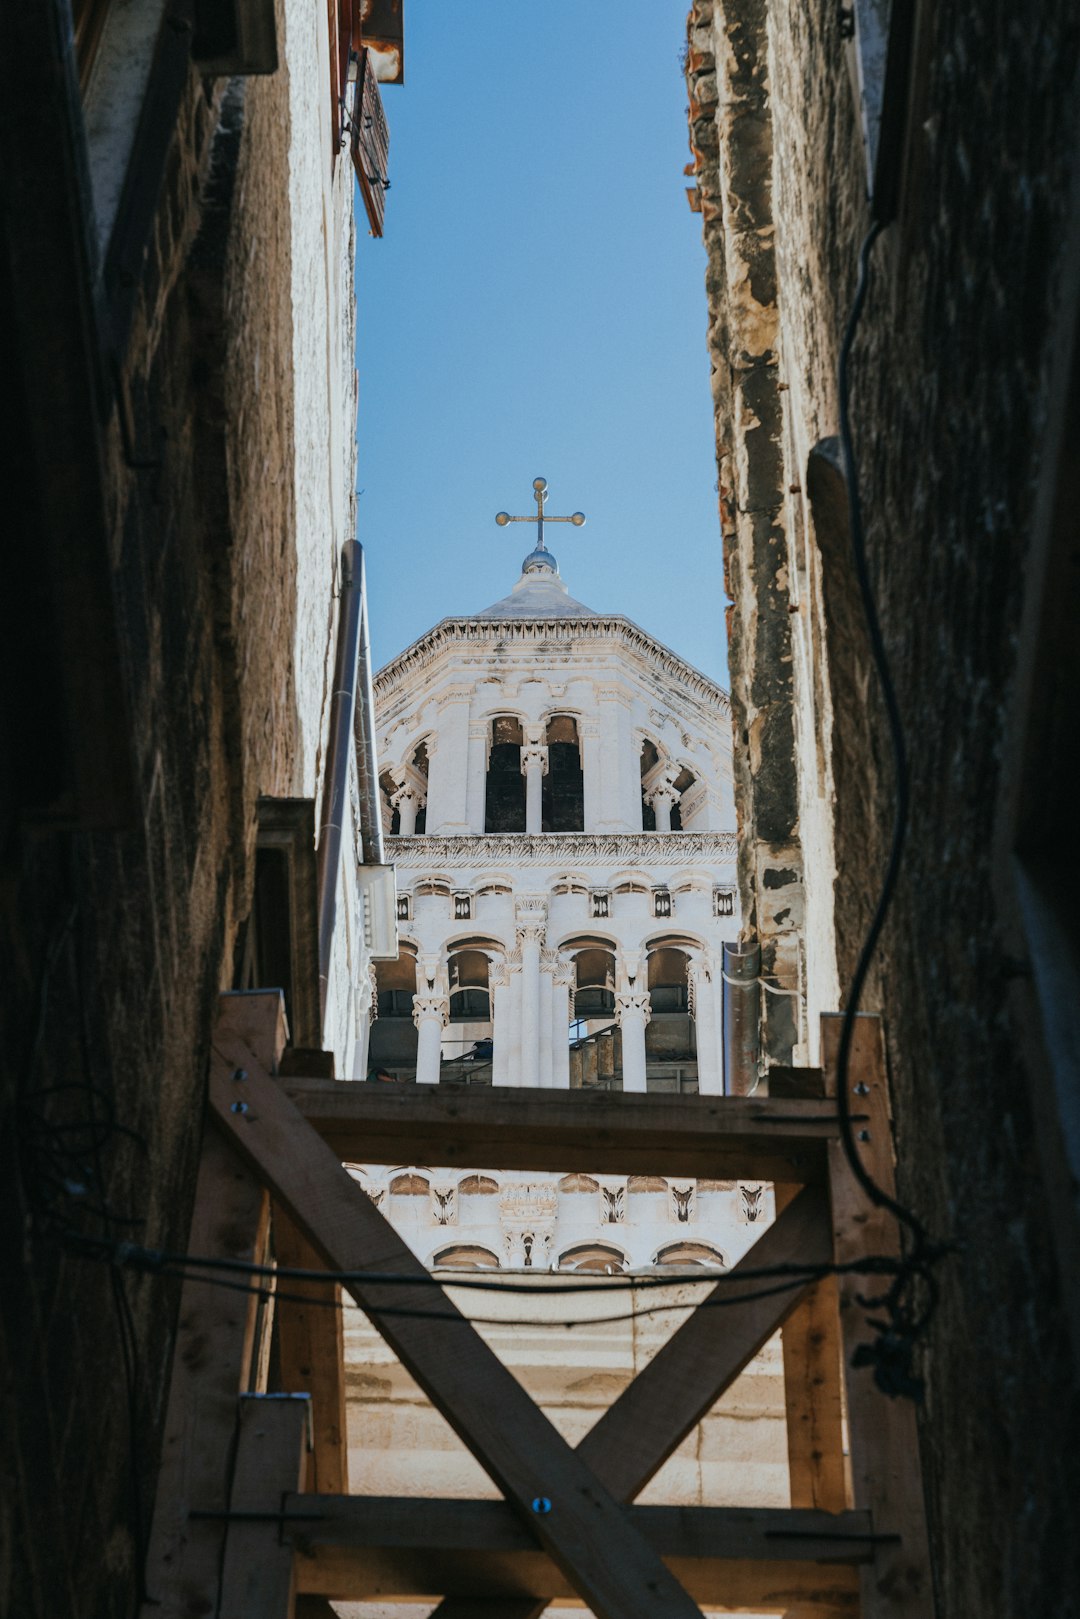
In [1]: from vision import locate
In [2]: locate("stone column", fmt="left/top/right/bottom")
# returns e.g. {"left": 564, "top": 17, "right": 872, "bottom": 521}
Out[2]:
{"left": 689, "top": 957, "right": 721, "bottom": 1095}
{"left": 539, "top": 949, "right": 556, "bottom": 1087}
{"left": 515, "top": 900, "right": 547, "bottom": 1088}
{"left": 426, "top": 688, "right": 472, "bottom": 831}
{"left": 647, "top": 784, "right": 678, "bottom": 832}
{"left": 709, "top": 952, "right": 727, "bottom": 1095}
{"left": 551, "top": 955, "right": 575, "bottom": 1089}
{"left": 615, "top": 990, "right": 651, "bottom": 1094}
{"left": 489, "top": 961, "right": 511, "bottom": 1086}
{"left": 391, "top": 784, "right": 424, "bottom": 837}
{"left": 579, "top": 719, "right": 602, "bottom": 831}
{"left": 521, "top": 738, "right": 548, "bottom": 835}
{"left": 466, "top": 721, "right": 489, "bottom": 832}
{"left": 412, "top": 993, "right": 448, "bottom": 1085}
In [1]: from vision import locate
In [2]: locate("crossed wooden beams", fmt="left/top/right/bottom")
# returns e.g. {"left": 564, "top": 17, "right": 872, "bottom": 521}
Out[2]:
{"left": 140, "top": 992, "right": 934, "bottom": 1619}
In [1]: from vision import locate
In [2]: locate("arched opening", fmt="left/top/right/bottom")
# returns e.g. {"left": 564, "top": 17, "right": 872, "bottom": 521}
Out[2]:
{"left": 669, "top": 765, "right": 696, "bottom": 831}
{"left": 558, "top": 1243, "right": 628, "bottom": 1275}
{"left": 410, "top": 741, "right": 429, "bottom": 833}
{"left": 653, "top": 1241, "right": 725, "bottom": 1268}
{"left": 646, "top": 946, "right": 697, "bottom": 1093}
{"left": 443, "top": 947, "right": 493, "bottom": 1082}
{"left": 542, "top": 715, "right": 584, "bottom": 831}
{"left": 368, "top": 948, "right": 418, "bottom": 1080}
{"left": 565, "top": 945, "right": 618, "bottom": 1088}
{"left": 381, "top": 739, "right": 429, "bottom": 834}
{"left": 484, "top": 716, "right": 525, "bottom": 832}
{"left": 640, "top": 738, "right": 660, "bottom": 829}
{"left": 432, "top": 1244, "right": 501, "bottom": 1271}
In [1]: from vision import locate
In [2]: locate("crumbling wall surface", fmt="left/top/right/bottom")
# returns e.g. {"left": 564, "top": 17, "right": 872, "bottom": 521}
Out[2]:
{"left": 0, "top": 29, "right": 323, "bottom": 1618}
{"left": 686, "top": 0, "right": 803, "bottom": 1066}
{"left": 689, "top": 0, "right": 1080, "bottom": 1611}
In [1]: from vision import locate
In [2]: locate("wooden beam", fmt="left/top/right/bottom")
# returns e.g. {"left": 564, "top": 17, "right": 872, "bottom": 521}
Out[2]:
{"left": 209, "top": 1034, "right": 705, "bottom": 1619}
{"left": 578, "top": 1182, "right": 834, "bottom": 1500}
{"left": 289, "top": 1497, "right": 866, "bottom": 1612}
{"left": 141, "top": 992, "right": 287, "bottom": 1619}
{"left": 282, "top": 1076, "right": 835, "bottom": 1182}
{"left": 775, "top": 1180, "right": 847, "bottom": 1513}
{"left": 219, "top": 1395, "right": 310, "bottom": 1616}
{"left": 273, "top": 1210, "right": 348, "bottom": 1494}
{"left": 823, "top": 1013, "right": 935, "bottom": 1618}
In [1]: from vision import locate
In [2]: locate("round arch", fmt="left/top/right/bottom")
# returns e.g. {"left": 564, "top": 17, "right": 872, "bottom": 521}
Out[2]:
{"left": 557, "top": 1241, "right": 629, "bottom": 1274}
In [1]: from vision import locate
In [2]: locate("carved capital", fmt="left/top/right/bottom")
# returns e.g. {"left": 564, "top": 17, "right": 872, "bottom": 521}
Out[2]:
{"left": 412, "top": 994, "right": 449, "bottom": 1029}
{"left": 489, "top": 960, "right": 512, "bottom": 992}
{"left": 551, "top": 954, "right": 576, "bottom": 991}
{"left": 391, "top": 783, "right": 426, "bottom": 811}
{"left": 520, "top": 744, "right": 549, "bottom": 777}
{"left": 514, "top": 898, "right": 548, "bottom": 950}
{"left": 615, "top": 990, "right": 652, "bottom": 1027}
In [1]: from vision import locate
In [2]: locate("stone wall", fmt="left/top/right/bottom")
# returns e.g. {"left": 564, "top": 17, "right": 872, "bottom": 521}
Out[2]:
{"left": 0, "top": 10, "right": 359, "bottom": 1615}
{"left": 687, "top": 0, "right": 1080, "bottom": 1611}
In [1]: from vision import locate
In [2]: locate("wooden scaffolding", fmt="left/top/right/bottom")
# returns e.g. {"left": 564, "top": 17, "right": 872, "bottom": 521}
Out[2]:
{"left": 139, "top": 991, "right": 934, "bottom": 1618}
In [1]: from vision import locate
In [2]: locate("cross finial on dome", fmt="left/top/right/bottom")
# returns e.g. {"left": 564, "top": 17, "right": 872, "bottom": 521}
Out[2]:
{"left": 495, "top": 477, "right": 586, "bottom": 575}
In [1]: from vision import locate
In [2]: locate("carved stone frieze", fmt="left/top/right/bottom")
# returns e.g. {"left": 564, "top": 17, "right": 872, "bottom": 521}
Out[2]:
{"left": 372, "top": 618, "right": 732, "bottom": 715}
{"left": 389, "top": 831, "right": 737, "bottom": 868}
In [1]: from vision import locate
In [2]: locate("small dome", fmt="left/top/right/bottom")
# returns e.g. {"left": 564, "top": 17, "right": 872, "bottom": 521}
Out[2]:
{"left": 521, "top": 544, "right": 558, "bottom": 576}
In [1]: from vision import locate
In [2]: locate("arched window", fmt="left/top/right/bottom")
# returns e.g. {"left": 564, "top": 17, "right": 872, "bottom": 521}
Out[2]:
{"left": 433, "top": 1244, "right": 501, "bottom": 1271}
{"left": 368, "top": 949, "right": 419, "bottom": 1079}
{"left": 448, "top": 949, "right": 491, "bottom": 1021}
{"left": 645, "top": 947, "right": 697, "bottom": 1091}
{"left": 542, "top": 715, "right": 584, "bottom": 831}
{"left": 559, "top": 1243, "right": 628, "bottom": 1274}
{"left": 640, "top": 739, "right": 660, "bottom": 829}
{"left": 653, "top": 1242, "right": 725, "bottom": 1268}
{"left": 484, "top": 716, "right": 525, "bottom": 832}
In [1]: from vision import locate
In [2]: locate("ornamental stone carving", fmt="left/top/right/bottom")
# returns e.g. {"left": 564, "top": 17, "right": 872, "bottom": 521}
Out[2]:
{"left": 614, "top": 990, "right": 652, "bottom": 1027}
{"left": 499, "top": 1181, "right": 558, "bottom": 1225}
{"left": 520, "top": 744, "right": 549, "bottom": 776}
{"left": 514, "top": 896, "right": 548, "bottom": 948}
{"left": 412, "top": 994, "right": 449, "bottom": 1029}
{"left": 431, "top": 1184, "right": 457, "bottom": 1225}
{"left": 390, "top": 832, "right": 737, "bottom": 867}
{"left": 670, "top": 1183, "right": 696, "bottom": 1224}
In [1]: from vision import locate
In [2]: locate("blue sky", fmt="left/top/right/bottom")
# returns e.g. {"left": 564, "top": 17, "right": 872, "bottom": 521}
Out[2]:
{"left": 355, "top": 0, "right": 729, "bottom": 684}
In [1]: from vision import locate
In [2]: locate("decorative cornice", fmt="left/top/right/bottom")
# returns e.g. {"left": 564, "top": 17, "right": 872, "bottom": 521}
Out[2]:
{"left": 373, "top": 617, "right": 732, "bottom": 715}
{"left": 388, "top": 831, "right": 737, "bottom": 868}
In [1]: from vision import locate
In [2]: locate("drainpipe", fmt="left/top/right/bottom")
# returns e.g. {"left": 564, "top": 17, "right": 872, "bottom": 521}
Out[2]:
{"left": 317, "top": 540, "right": 364, "bottom": 1028}
{"left": 352, "top": 543, "right": 384, "bottom": 869}
{"left": 722, "top": 940, "right": 761, "bottom": 1095}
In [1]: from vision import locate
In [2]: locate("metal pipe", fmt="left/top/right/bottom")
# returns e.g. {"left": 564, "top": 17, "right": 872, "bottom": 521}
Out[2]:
{"left": 352, "top": 543, "right": 385, "bottom": 868}
{"left": 318, "top": 541, "right": 364, "bottom": 1027}
{"left": 722, "top": 940, "right": 761, "bottom": 1096}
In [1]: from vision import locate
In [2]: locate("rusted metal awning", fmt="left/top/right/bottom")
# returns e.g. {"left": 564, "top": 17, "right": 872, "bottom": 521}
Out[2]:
{"left": 360, "top": 0, "right": 403, "bottom": 83}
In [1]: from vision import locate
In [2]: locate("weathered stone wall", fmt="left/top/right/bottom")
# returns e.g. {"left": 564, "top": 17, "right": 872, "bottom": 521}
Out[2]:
{"left": 0, "top": 10, "right": 360, "bottom": 1614}
{"left": 688, "top": 0, "right": 1080, "bottom": 1610}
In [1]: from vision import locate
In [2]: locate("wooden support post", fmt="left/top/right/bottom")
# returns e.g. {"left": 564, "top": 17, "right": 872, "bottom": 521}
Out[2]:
{"left": 776, "top": 1183, "right": 847, "bottom": 1513}
{"left": 209, "top": 1032, "right": 705, "bottom": 1619}
{"left": 274, "top": 1210, "right": 349, "bottom": 1494}
{"left": 219, "top": 1394, "right": 310, "bottom": 1617}
{"left": 140, "top": 992, "right": 287, "bottom": 1619}
{"left": 823, "top": 1012, "right": 935, "bottom": 1619}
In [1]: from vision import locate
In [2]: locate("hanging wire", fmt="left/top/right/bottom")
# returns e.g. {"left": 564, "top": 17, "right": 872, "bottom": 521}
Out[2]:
{"left": 834, "top": 220, "right": 951, "bottom": 1398}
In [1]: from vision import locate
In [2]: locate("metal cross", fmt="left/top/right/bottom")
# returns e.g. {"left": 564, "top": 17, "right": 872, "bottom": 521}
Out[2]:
{"left": 495, "top": 477, "right": 586, "bottom": 552}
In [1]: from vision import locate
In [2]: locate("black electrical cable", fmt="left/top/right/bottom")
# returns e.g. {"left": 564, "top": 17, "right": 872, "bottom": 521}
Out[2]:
{"left": 834, "top": 220, "right": 950, "bottom": 1397}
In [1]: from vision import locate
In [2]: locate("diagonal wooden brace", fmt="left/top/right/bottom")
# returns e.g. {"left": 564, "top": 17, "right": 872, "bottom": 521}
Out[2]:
{"left": 430, "top": 1182, "right": 834, "bottom": 1619}
{"left": 208, "top": 1029, "right": 705, "bottom": 1619}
